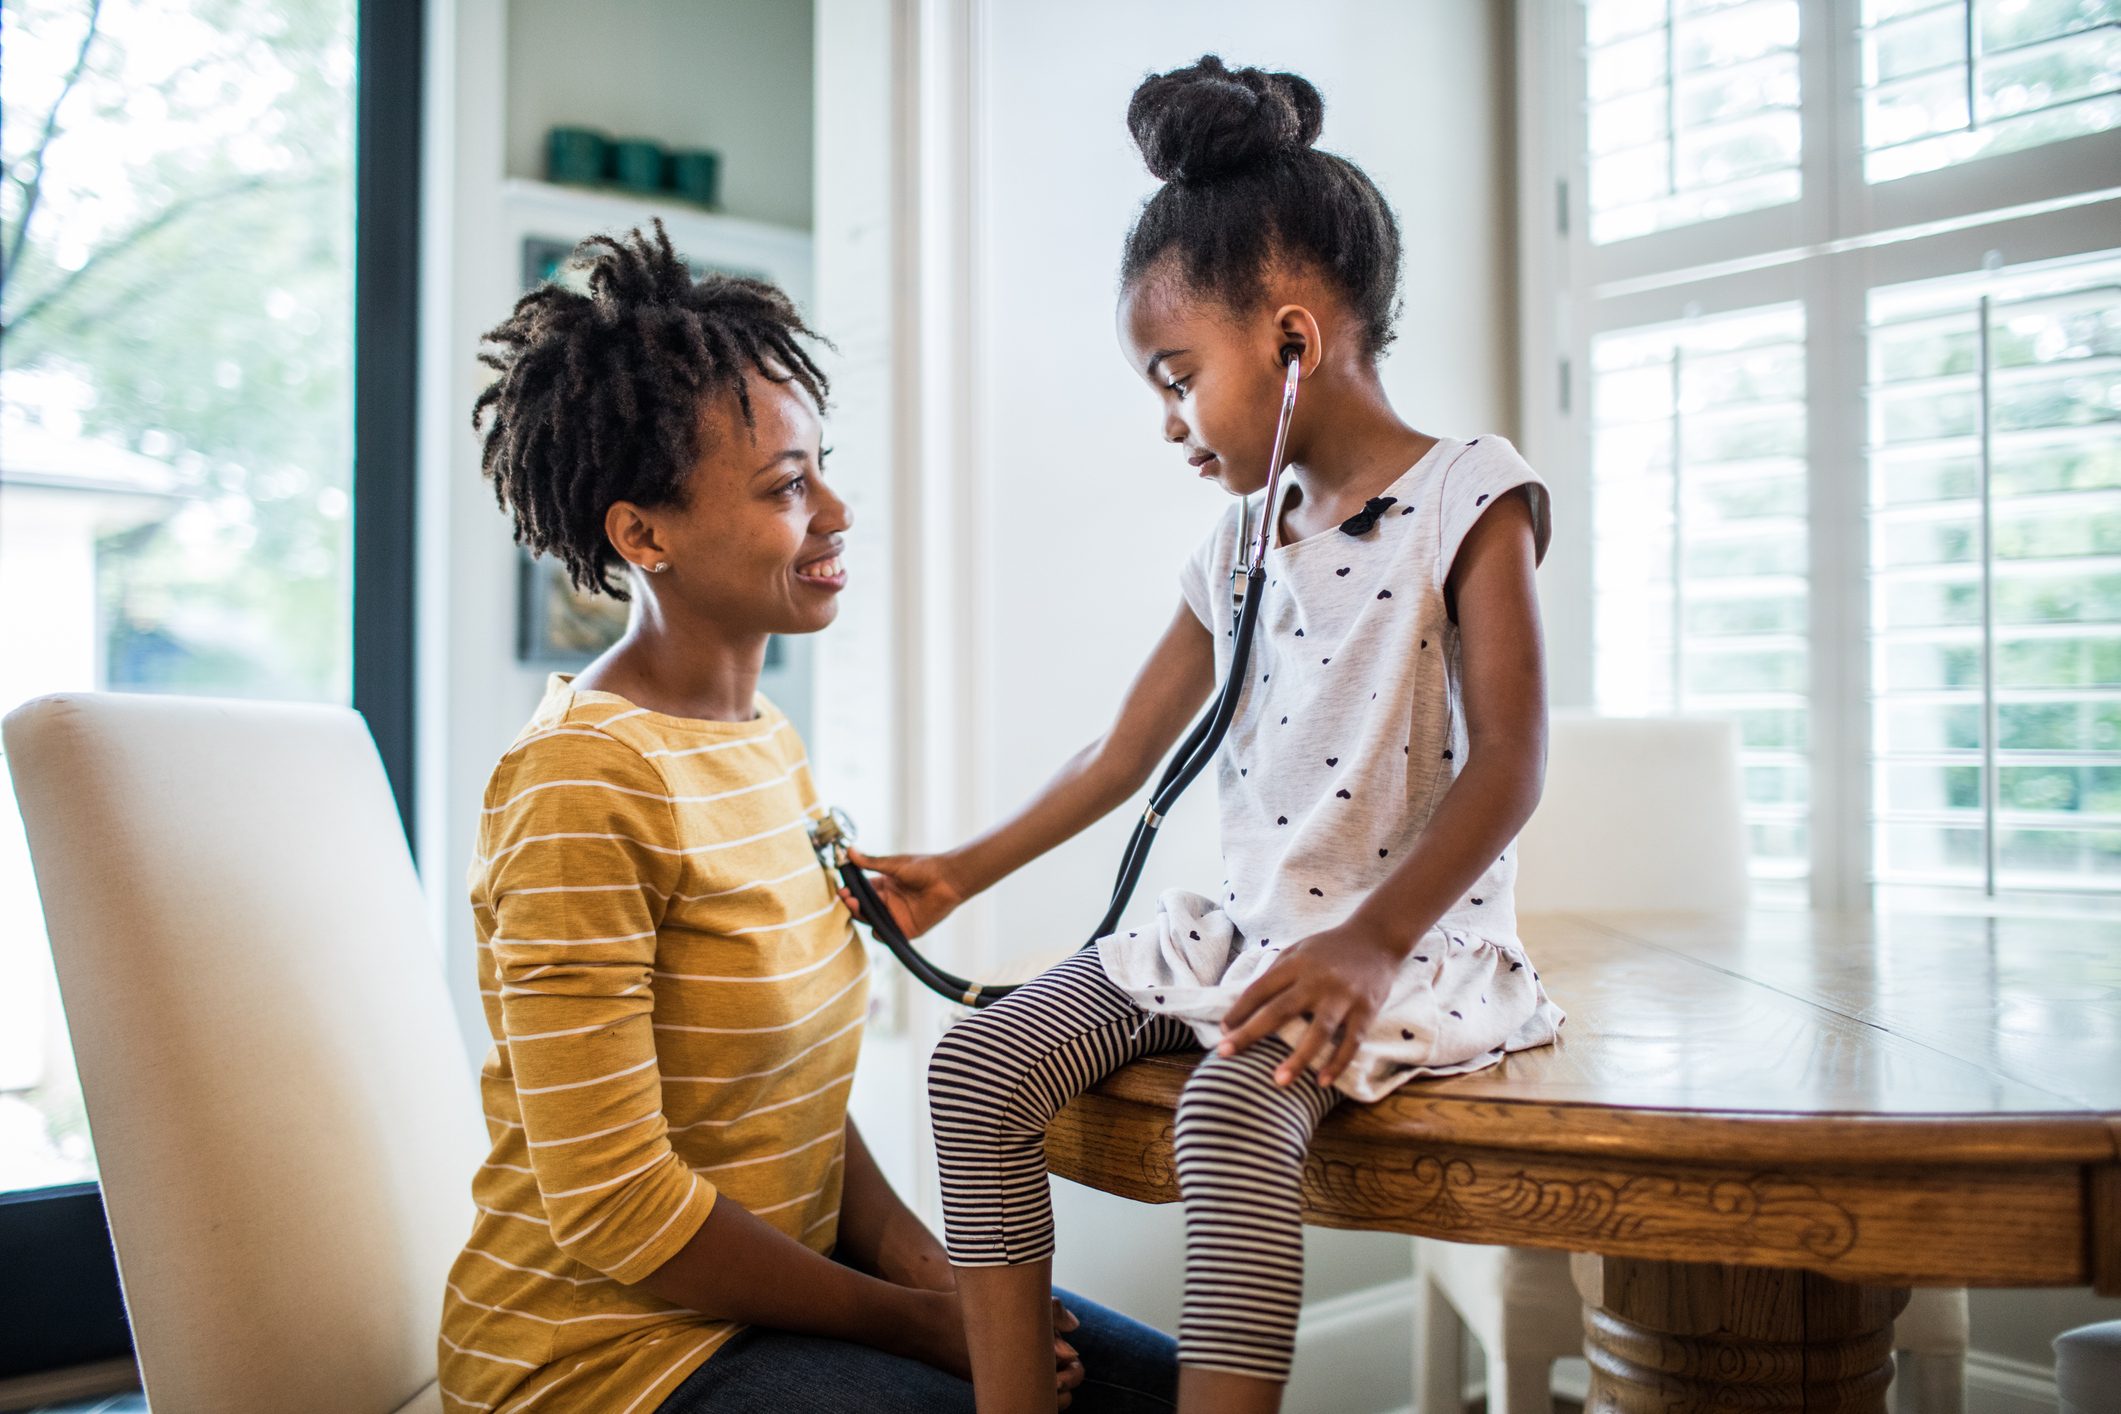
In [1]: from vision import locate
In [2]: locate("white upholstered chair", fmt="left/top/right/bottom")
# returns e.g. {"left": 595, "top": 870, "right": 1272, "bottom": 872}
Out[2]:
{"left": 2055, "top": 1320, "right": 2121, "bottom": 1414}
{"left": 4, "top": 693, "right": 485, "bottom": 1414}
{"left": 1412, "top": 713, "right": 1968, "bottom": 1414}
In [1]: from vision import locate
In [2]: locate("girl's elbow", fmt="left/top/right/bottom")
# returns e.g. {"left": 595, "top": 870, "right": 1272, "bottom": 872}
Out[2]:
{"left": 1517, "top": 767, "right": 1545, "bottom": 831}
{"left": 1084, "top": 732, "right": 1157, "bottom": 802}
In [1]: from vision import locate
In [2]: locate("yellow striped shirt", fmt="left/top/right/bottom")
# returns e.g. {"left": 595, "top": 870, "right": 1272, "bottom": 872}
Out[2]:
{"left": 439, "top": 674, "right": 869, "bottom": 1412}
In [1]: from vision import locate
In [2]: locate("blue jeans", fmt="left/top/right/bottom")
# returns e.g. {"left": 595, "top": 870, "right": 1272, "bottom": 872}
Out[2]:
{"left": 655, "top": 1285, "right": 1178, "bottom": 1413}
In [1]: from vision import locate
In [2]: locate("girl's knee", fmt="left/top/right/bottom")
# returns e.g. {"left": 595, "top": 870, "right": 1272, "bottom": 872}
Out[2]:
{"left": 1177, "top": 1038, "right": 1288, "bottom": 1104}
{"left": 1172, "top": 1040, "right": 1317, "bottom": 1161}
{"left": 925, "top": 1005, "right": 1013, "bottom": 1099}
{"left": 925, "top": 1002, "right": 1075, "bottom": 1137}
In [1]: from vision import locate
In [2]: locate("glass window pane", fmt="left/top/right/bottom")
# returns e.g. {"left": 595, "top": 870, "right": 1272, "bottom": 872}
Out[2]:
{"left": 1879, "top": 699, "right": 1985, "bottom": 751}
{"left": 1879, "top": 759, "right": 1986, "bottom": 812}
{"left": 1862, "top": 1, "right": 2121, "bottom": 182}
{"left": 1867, "top": 250, "right": 2121, "bottom": 900}
{"left": 1997, "top": 825, "right": 2121, "bottom": 884}
{"left": 1587, "top": 0, "right": 1803, "bottom": 243}
{"left": 0, "top": 0, "right": 356, "bottom": 1196}
{"left": 1866, "top": 4, "right": 1970, "bottom": 86}
{"left": 1593, "top": 304, "right": 1810, "bottom": 890}
{"left": 1876, "top": 820, "right": 1989, "bottom": 881}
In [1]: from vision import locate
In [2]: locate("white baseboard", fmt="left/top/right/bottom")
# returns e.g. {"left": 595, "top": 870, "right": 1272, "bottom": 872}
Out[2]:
{"left": 1288, "top": 1276, "right": 1418, "bottom": 1414}
{"left": 1288, "top": 1276, "right": 2063, "bottom": 1414}
{"left": 1964, "top": 1350, "right": 2061, "bottom": 1414}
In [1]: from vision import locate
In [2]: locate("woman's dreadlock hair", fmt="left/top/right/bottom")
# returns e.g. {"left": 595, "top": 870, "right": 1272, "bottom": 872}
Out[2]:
{"left": 472, "top": 219, "right": 830, "bottom": 599}
{"left": 1120, "top": 55, "right": 1402, "bottom": 360}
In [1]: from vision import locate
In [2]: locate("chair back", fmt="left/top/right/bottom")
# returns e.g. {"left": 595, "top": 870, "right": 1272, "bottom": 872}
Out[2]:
{"left": 4, "top": 693, "right": 483, "bottom": 1414}
{"left": 1513, "top": 712, "right": 1750, "bottom": 915}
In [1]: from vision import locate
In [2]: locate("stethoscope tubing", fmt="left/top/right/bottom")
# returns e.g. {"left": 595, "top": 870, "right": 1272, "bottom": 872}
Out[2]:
{"left": 822, "top": 357, "right": 1301, "bottom": 1008}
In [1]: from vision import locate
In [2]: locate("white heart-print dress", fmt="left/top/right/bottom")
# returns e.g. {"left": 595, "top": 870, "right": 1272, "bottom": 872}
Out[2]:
{"left": 1095, "top": 434, "right": 1567, "bottom": 1102}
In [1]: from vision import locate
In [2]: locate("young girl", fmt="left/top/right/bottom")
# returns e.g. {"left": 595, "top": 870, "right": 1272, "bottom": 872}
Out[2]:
{"left": 852, "top": 56, "right": 1565, "bottom": 1414}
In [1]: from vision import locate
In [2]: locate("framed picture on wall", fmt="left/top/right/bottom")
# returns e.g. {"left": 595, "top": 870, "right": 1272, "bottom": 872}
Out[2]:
{"left": 520, "top": 235, "right": 577, "bottom": 291}
{"left": 515, "top": 553, "right": 628, "bottom": 666}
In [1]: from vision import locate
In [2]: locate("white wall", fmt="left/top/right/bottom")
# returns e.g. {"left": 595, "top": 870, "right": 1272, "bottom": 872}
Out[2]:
{"left": 418, "top": 0, "right": 816, "bottom": 1058}
{"left": 967, "top": 0, "right": 1518, "bottom": 982}
{"left": 948, "top": 2, "right": 1518, "bottom": 1401}
{"left": 504, "top": 0, "right": 814, "bottom": 230}
{"left": 811, "top": 0, "right": 924, "bottom": 1198}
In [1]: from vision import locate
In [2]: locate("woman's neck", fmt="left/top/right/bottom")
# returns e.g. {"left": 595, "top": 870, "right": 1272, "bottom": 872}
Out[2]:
{"left": 1278, "top": 368, "right": 1436, "bottom": 543}
{"left": 575, "top": 593, "right": 769, "bottom": 723}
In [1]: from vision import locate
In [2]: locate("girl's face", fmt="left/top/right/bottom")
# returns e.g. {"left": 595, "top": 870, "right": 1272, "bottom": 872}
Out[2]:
{"left": 615, "top": 374, "right": 850, "bottom": 636}
{"left": 1117, "top": 271, "right": 1306, "bottom": 497}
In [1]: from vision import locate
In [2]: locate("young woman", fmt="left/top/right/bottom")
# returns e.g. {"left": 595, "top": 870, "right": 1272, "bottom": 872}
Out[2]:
{"left": 852, "top": 57, "right": 1564, "bottom": 1414}
{"left": 438, "top": 224, "right": 1178, "bottom": 1413}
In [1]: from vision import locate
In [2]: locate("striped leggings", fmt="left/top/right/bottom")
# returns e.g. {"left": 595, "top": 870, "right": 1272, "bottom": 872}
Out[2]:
{"left": 927, "top": 948, "right": 1340, "bottom": 1382}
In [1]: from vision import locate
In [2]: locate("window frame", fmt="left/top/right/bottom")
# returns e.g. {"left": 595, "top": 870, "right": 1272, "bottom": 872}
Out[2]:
{"left": 1518, "top": 0, "right": 2121, "bottom": 912}
{"left": 356, "top": 0, "right": 425, "bottom": 849}
{"left": 0, "top": 0, "right": 423, "bottom": 1386}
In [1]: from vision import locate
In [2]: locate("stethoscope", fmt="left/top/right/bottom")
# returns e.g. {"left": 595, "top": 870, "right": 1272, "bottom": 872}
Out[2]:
{"left": 810, "top": 354, "right": 1303, "bottom": 1008}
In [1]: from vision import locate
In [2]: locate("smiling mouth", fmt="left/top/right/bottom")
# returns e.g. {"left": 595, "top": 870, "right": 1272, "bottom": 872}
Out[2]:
{"left": 795, "top": 552, "right": 846, "bottom": 587}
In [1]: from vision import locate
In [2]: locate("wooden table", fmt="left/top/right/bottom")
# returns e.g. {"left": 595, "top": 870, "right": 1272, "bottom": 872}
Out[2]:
{"left": 1045, "top": 910, "right": 2121, "bottom": 1411}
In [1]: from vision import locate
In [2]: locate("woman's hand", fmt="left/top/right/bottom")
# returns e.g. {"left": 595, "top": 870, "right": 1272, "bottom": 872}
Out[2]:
{"left": 899, "top": 1287, "right": 973, "bottom": 1382}
{"left": 1052, "top": 1298, "right": 1085, "bottom": 1408}
{"left": 839, "top": 849, "right": 967, "bottom": 940}
{"left": 899, "top": 1289, "right": 1086, "bottom": 1406}
{"left": 1216, "top": 918, "right": 1405, "bottom": 1089}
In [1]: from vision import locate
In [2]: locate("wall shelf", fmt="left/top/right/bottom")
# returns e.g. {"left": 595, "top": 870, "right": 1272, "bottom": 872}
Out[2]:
{"left": 500, "top": 177, "right": 813, "bottom": 311}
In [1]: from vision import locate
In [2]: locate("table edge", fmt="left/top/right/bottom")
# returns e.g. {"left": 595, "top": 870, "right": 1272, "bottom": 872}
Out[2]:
{"left": 1086, "top": 1052, "right": 2121, "bottom": 1166}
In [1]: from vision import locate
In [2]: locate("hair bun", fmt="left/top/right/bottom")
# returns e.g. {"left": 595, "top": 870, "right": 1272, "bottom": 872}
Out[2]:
{"left": 1127, "top": 54, "right": 1323, "bottom": 185}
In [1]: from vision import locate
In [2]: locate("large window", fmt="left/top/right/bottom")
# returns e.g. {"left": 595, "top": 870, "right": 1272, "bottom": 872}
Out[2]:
{"left": 0, "top": 0, "right": 416, "bottom": 1380}
{"left": 3, "top": 0, "right": 357, "bottom": 1199}
{"left": 1537, "top": 0, "right": 2119, "bottom": 912}
{"left": 1860, "top": 0, "right": 2121, "bottom": 182}
{"left": 1867, "top": 251, "right": 2120, "bottom": 902}
{"left": 1592, "top": 307, "right": 1813, "bottom": 898}
{"left": 1586, "top": 0, "right": 1804, "bottom": 244}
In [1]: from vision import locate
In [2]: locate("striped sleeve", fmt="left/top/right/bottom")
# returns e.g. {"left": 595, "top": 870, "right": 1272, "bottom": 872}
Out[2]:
{"left": 483, "top": 730, "right": 716, "bottom": 1283}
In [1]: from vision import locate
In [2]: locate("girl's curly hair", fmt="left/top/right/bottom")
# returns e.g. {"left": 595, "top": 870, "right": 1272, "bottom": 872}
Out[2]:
{"left": 1120, "top": 55, "right": 1402, "bottom": 360}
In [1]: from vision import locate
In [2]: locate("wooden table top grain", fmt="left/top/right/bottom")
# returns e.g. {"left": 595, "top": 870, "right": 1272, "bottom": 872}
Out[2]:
{"left": 1041, "top": 909, "right": 2121, "bottom": 1410}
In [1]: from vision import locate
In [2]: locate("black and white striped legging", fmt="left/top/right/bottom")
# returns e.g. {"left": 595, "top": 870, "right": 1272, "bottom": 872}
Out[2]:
{"left": 927, "top": 947, "right": 1340, "bottom": 1383}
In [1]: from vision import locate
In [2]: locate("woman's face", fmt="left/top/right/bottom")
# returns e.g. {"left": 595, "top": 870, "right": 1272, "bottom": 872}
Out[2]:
{"left": 625, "top": 374, "right": 850, "bottom": 636}
{"left": 1117, "top": 271, "right": 1298, "bottom": 498}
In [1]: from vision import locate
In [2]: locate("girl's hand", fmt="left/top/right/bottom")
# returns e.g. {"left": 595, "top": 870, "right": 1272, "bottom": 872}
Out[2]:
{"left": 839, "top": 849, "right": 966, "bottom": 940}
{"left": 1217, "top": 919, "right": 1403, "bottom": 1089}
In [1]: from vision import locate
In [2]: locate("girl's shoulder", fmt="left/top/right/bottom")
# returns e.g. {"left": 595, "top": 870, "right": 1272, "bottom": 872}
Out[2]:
{"left": 1424, "top": 433, "right": 1539, "bottom": 503}
{"left": 1422, "top": 434, "right": 1552, "bottom": 580}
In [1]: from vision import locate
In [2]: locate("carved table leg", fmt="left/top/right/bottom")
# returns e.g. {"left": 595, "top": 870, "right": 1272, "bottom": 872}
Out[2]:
{"left": 1571, "top": 1253, "right": 1909, "bottom": 1412}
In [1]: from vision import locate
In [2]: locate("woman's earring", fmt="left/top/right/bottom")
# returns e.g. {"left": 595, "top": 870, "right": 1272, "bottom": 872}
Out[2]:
{"left": 650, "top": 561, "right": 670, "bottom": 574}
